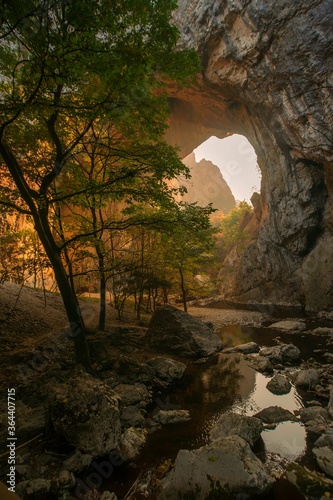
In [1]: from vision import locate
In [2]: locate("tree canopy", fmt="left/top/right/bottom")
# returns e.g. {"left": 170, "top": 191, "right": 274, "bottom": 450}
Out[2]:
{"left": 0, "top": 0, "right": 200, "bottom": 370}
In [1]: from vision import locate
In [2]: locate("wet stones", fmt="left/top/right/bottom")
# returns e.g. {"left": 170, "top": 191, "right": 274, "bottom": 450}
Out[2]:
{"left": 254, "top": 406, "right": 297, "bottom": 424}
{"left": 119, "top": 427, "right": 147, "bottom": 460}
{"left": 147, "top": 357, "right": 186, "bottom": 383}
{"left": 295, "top": 369, "right": 319, "bottom": 389}
{"left": 313, "top": 446, "right": 333, "bottom": 477}
{"left": 266, "top": 374, "right": 292, "bottom": 395}
{"left": 209, "top": 412, "right": 263, "bottom": 448}
{"left": 153, "top": 409, "right": 191, "bottom": 425}
{"left": 146, "top": 305, "right": 223, "bottom": 358}
{"left": 223, "top": 341, "right": 260, "bottom": 354}
{"left": 158, "top": 436, "right": 273, "bottom": 499}
{"left": 269, "top": 320, "right": 306, "bottom": 332}
{"left": 260, "top": 343, "right": 301, "bottom": 364}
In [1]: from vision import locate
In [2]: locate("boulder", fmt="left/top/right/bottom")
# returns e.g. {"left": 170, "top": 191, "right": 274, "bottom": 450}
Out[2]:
{"left": 269, "top": 320, "right": 306, "bottom": 332}
{"left": 254, "top": 406, "right": 297, "bottom": 423}
{"left": 63, "top": 450, "right": 93, "bottom": 474}
{"left": 113, "top": 384, "right": 151, "bottom": 408}
{"left": 260, "top": 343, "right": 300, "bottom": 364}
{"left": 120, "top": 406, "right": 146, "bottom": 428}
{"left": 146, "top": 305, "right": 223, "bottom": 358}
{"left": 153, "top": 409, "right": 191, "bottom": 425}
{"left": 295, "top": 369, "right": 319, "bottom": 389}
{"left": 266, "top": 374, "right": 292, "bottom": 395}
{"left": 314, "top": 431, "right": 333, "bottom": 449}
{"left": 286, "top": 463, "right": 333, "bottom": 498}
{"left": 48, "top": 372, "right": 121, "bottom": 457}
{"left": 280, "top": 344, "right": 301, "bottom": 362}
{"left": 147, "top": 357, "right": 186, "bottom": 382}
{"left": 119, "top": 427, "right": 147, "bottom": 460}
{"left": 248, "top": 356, "right": 274, "bottom": 373}
{"left": 312, "top": 327, "right": 333, "bottom": 336}
{"left": 58, "top": 470, "right": 75, "bottom": 489}
{"left": 16, "top": 479, "right": 54, "bottom": 499}
{"left": 116, "top": 357, "right": 155, "bottom": 385}
{"left": 158, "top": 436, "right": 273, "bottom": 499}
{"left": 224, "top": 342, "right": 260, "bottom": 354}
{"left": 298, "top": 406, "right": 329, "bottom": 424}
{"left": 313, "top": 446, "right": 333, "bottom": 477}
{"left": 328, "top": 385, "right": 333, "bottom": 418}
{"left": 209, "top": 412, "right": 263, "bottom": 448}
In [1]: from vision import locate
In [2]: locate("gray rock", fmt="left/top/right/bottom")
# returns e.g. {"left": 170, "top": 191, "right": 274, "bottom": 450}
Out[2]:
{"left": 48, "top": 372, "right": 121, "bottom": 457}
{"left": 312, "top": 327, "right": 333, "bottom": 336}
{"left": 113, "top": 383, "right": 150, "bottom": 408}
{"left": 248, "top": 356, "right": 274, "bottom": 373}
{"left": 209, "top": 412, "right": 263, "bottom": 448}
{"left": 328, "top": 385, "right": 333, "bottom": 418}
{"left": 298, "top": 406, "right": 329, "bottom": 424}
{"left": 16, "top": 479, "right": 53, "bottom": 499}
{"left": 63, "top": 450, "right": 93, "bottom": 474}
{"left": 295, "top": 369, "right": 319, "bottom": 389}
{"left": 119, "top": 427, "right": 147, "bottom": 460}
{"left": 266, "top": 374, "right": 292, "bottom": 395}
{"left": 313, "top": 446, "right": 333, "bottom": 477}
{"left": 153, "top": 409, "right": 191, "bottom": 425}
{"left": 58, "top": 470, "right": 75, "bottom": 488}
{"left": 158, "top": 436, "right": 273, "bottom": 499}
{"left": 146, "top": 305, "right": 223, "bottom": 358}
{"left": 120, "top": 405, "right": 145, "bottom": 428}
{"left": 286, "top": 463, "right": 333, "bottom": 498}
{"left": 280, "top": 344, "right": 302, "bottom": 363}
{"left": 100, "top": 493, "right": 118, "bottom": 500}
{"left": 117, "top": 357, "right": 156, "bottom": 385}
{"left": 147, "top": 357, "right": 186, "bottom": 382}
{"left": 260, "top": 344, "right": 300, "bottom": 364}
{"left": 224, "top": 342, "right": 260, "bottom": 354}
{"left": 314, "top": 431, "right": 333, "bottom": 449}
{"left": 269, "top": 320, "right": 306, "bottom": 332}
{"left": 254, "top": 406, "right": 297, "bottom": 423}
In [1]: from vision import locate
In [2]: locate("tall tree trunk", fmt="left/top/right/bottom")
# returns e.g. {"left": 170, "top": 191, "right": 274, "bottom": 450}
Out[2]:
{"left": 0, "top": 144, "right": 91, "bottom": 371}
{"left": 179, "top": 267, "right": 187, "bottom": 313}
{"left": 96, "top": 250, "right": 106, "bottom": 331}
{"left": 33, "top": 211, "right": 92, "bottom": 372}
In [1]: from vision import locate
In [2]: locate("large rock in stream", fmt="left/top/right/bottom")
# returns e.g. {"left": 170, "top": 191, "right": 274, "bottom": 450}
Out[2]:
{"left": 158, "top": 436, "right": 273, "bottom": 499}
{"left": 209, "top": 412, "right": 263, "bottom": 448}
{"left": 146, "top": 305, "right": 223, "bottom": 358}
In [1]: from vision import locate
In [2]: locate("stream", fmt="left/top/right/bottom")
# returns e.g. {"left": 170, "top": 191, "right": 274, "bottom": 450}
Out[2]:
{"left": 105, "top": 314, "right": 333, "bottom": 499}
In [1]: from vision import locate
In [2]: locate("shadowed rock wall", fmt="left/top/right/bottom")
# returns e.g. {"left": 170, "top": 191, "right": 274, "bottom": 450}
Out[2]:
{"left": 167, "top": 0, "right": 333, "bottom": 311}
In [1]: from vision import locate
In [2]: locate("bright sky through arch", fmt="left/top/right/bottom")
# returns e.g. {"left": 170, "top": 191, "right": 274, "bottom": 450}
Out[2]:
{"left": 193, "top": 134, "right": 261, "bottom": 202}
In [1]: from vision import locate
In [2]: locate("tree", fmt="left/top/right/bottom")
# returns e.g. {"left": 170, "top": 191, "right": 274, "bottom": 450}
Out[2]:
{"left": 160, "top": 203, "right": 217, "bottom": 312}
{"left": 0, "top": 0, "right": 200, "bottom": 370}
{"left": 219, "top": 201, "right": 253, "bottom": 256}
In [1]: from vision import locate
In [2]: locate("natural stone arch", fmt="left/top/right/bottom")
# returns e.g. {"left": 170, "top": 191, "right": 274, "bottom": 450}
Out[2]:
{"left": 166, "top": 0, "right": 333, "bottom": 311}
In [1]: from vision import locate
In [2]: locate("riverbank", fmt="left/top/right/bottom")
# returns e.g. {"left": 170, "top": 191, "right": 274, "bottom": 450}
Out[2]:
{"left": 1, "top": 283, "right": 333, "bottom": 499}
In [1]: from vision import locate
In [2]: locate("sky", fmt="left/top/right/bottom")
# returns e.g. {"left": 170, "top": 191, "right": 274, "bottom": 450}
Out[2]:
{"left": 193, "top": 134, "right": 261, "bottom": 202}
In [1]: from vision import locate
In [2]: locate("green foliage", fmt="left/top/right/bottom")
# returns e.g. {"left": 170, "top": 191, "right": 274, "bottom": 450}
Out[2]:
{"left": 219, "top": 201, "right": 253, "bottom": 254}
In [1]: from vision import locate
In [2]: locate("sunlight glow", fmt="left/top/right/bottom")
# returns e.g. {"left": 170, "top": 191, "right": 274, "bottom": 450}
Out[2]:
{"left": 194, "top": 135, "right": 261, "bottom": 202}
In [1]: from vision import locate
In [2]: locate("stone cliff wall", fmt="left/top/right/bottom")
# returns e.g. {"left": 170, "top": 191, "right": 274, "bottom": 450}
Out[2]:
{"left": 168, "top": 0, "right": 333, "bottom": 311}
{"left": 181, "top": 153, "right": 236, "bottom": 213}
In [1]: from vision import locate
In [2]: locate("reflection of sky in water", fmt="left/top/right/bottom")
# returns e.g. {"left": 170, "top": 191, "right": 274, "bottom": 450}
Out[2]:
{"left": 231, "top": 364, "right": 306, "bottom": 462}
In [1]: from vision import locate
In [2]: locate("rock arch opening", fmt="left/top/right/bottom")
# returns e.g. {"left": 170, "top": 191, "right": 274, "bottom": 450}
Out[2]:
{"left": 165, "top": 0, "right": 333, "bottom": 311}
{"left": 194, "top": 134, "right": 261, "bottom": 203}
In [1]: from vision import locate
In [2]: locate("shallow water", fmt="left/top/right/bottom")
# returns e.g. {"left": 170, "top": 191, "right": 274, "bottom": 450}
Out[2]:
{"left": 106, "top": 317, "right": 332, "bottom": 499}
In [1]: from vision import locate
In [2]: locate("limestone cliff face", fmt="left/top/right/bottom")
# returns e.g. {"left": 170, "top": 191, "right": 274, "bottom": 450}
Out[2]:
{"left": 168, "top": 0, "right": 333, "bottom": 311}
{"left": 181, "top": 153, "right": 236, "bottom": 213}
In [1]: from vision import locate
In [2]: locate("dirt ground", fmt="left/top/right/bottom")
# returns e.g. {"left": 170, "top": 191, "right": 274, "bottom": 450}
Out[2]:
{"left": 0, "top": 282, "right": 269, "bottom": 391}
